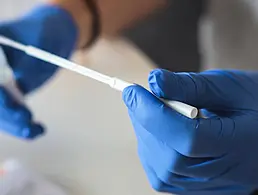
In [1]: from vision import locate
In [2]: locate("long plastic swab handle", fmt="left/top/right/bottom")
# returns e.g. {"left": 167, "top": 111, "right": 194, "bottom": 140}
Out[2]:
{"left": 109, "top": 78, "right": 198, "bottom": 119}
{"left": 0, "top": 36, "right": 198, "bottom": 119}
{"left": 26, "top": 46, "right": 198, "bottom": 119}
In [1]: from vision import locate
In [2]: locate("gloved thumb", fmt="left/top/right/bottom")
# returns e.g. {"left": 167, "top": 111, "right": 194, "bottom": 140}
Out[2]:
{"left": 122, "top": 85, "right": 202, "bottom": 156}
{"left": 148, "top": 69, "right": 241, "bottom": 109}
{"left": 122, "top": 84, "right": 235, "bottom": 157}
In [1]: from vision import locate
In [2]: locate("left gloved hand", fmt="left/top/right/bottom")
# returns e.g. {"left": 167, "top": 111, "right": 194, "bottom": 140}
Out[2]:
{"left": 0, "top": 5, "right": 78, "bottom": 139}
{"left": 123, "top": 69, "right": 258, "bottom": 195}
{"left": 0, "top": 5, "right": 77, "bottom": 94}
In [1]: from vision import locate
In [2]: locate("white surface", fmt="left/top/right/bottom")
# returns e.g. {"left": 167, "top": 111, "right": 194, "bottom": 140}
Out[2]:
{"left": 1, "top": 160, "right": 68, "bottom": 195}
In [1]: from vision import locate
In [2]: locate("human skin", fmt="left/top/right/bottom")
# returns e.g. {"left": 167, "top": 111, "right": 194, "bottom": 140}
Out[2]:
{"left": 49, "top": 0, "right": 167, "bottom": 48}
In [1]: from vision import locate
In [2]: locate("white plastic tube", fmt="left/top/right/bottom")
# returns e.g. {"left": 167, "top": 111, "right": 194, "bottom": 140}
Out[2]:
{"left": 0, "top": 35, "right": 198, "bottom": 119}
{"left": 110, "top": 77, "right": 198, "bottom": 119}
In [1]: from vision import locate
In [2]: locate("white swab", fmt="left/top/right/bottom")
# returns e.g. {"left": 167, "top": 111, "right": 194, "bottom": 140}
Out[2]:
{"left": 0, "top": 35, "right": 198, "bottom": 119}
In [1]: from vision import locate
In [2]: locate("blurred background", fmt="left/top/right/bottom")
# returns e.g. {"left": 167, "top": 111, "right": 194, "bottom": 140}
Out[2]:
{"left": 1, "top": 0, "right": 258, "bottom": 194}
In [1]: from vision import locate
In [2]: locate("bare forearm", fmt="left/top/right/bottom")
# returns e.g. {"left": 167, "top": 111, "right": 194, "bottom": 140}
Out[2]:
{"left": 49, "top": 0, "right": 167, "bottom": 48}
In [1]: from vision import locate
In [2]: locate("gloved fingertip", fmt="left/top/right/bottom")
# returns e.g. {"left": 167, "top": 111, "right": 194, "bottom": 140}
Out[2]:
{"left": 122, "top": 85, "right": 137, "bottom": 111}
{"left": 14, "top": 106, "right": 32, "bottom": 121}
{"left": 21, "top": 123, "right": 45, "bottom": 140}
{"left": 148, "top": 69, "right": 166, "bottom": 98}
{"left": 122, "top": 85, "right": 146, "bottom": 111}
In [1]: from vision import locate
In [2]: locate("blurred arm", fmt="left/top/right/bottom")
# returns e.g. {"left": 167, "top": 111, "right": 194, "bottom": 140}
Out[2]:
{"left": 49, "top": 0, "right": 167, "bottom": 48}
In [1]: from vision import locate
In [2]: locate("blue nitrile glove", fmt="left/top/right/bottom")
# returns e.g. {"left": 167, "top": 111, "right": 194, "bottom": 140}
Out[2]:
{"left": 0, "top": 5, "right": 78, "bottom": 139}
{"left": 123, "top": 69, "right": 258, "bottom": 195}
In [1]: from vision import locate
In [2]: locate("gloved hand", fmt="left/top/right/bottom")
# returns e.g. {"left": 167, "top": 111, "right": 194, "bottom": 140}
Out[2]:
{"left": 0, "top": 5, "right": 78, "bottom": 139}
{"left": 123, "top": 69, "right": 258, "bottom": 195}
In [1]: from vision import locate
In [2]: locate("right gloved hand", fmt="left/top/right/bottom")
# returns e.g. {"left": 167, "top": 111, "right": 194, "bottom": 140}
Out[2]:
{"left": 123, "top": 69, "right": 258, "bottom": 195}
{"left": 0, "top": 5, "right": 78, "bottom": 139}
